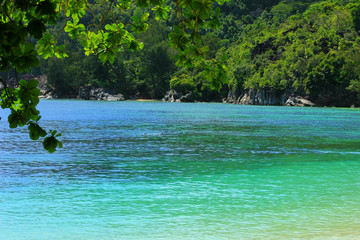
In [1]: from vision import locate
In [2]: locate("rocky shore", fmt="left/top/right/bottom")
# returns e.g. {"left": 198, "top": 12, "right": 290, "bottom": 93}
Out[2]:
{"left": 2, "top": 75, "right": 357, "bottom": 107}
{"left": 223, "top": 89, "right": 317, "bottom": 107}
{"left": 161, "top": 88, "right": 319, "bottom": 107}
{"left": 162, "top": 90, "right": 194, "bottom": 103}
{"left": 78, "top": 86, "right": 125, "bottom": 101}
{"left": 1, "top": 74, "right": 126, "bottom": 101}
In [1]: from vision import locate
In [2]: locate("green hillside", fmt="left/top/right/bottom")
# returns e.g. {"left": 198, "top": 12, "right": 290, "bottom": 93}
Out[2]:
{"left": 2, "top": 0, "right": 359, "bottom": 106}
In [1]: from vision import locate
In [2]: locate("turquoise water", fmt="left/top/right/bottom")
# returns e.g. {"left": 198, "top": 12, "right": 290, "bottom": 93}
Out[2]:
{"left": 0, "top": 100, "right": 360, "bottom": 239}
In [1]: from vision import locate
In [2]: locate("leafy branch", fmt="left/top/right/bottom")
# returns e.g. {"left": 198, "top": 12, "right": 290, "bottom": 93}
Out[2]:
{"left": 0, "top": 0, "right": 231, "bottom": 152}
{"left": 0, "top": 78, "right": 62, "bottom": 152}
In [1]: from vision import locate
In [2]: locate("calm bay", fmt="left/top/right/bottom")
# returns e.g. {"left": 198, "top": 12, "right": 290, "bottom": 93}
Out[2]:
{"left": 0, "top": 100, "right": 359, "bottom": 239}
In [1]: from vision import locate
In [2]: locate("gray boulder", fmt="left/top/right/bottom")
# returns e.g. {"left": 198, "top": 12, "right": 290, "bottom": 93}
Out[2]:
{"left": 238, "top": 89, "right": 284, "bottom": 105}
{"left": 285, "top": 96, "right": 316, "bottom": 107}
{"left": 79, "top": 86, "right": 125, "bottom": 101}
{"left": 162, "top": 90, "right": 193, "bottom": 102}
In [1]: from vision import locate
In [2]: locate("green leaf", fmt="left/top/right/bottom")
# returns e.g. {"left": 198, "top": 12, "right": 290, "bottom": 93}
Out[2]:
{"left": 152, "top": 6, "right": 170, "bottom": 20}
{"left": 37, "top": 33, "right": 55, "bottom": 59}
{"left": 215, "top": 0, "right": 228, "bottom": 5}
{"left": 136, "top": 0, "right": 149, "bottom": 8}
{"left": 72, "top": 14, "right": 80, "bottom": 25}
{"left": 28, "top": 123, "right": 46, "bottom": 140}
{"left": 208, "top": 17, "right": 220, "bottom": 29}
{"left": 43, "top": 136, "right": 58, "bottom": 153}
{"left": 141, "top": 13, "right": 149, "bottom": 22}
{"left": 99, "top": 48, "right": 116, "bottom": 63}
{"left": 43, "top": 130, "right": 62, "bottom": 152}
{"left": 131, "top": 15, "right": 140, "bottom": 23}
{"left": 191, "top": 31, "right": 202, "bottom": 46}
{"left": 128, "top": 40, "right": 143, "bottom": 52}
{"left": 220, "top": 54, "right": 227, "bottom": 63}
{"left": 27, "top": 19, "right": 46, "bottom": 39}
{"left": 105, "top": 24, "right": 117, "bottom": 32}
{"left": 192, "top": 0, "right": 213, "bottom": 18}
{"left": 19, "top": 79, "right": 28, "bottom": 88}
{"left": 215, "top": 7, "right": 221, "bottom": 16}
{"left": 27, "top": 79, "right": 39, "bottom": 89}
{"left": 36, "top": 0, "right": 56, "bottom": 16}
{"left": 12, "top": 44, "right": 40, "bottom": 72}
{"left": 66, "top": 7, "right": 70, "bottom": 17}
{"left": 54, "top": 45, "right": 68, "bottom": 58}
{"left": 8, "top": 112, "right": 19, "bottom": 129}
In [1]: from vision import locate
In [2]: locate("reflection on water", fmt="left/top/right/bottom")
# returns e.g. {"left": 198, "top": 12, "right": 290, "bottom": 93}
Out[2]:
{"left": 0, "top": 101, "right": 360, "bottom": 239}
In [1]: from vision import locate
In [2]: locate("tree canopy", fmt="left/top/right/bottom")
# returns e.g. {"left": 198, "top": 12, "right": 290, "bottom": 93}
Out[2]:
{"left": 169, "top": 0, "right": 360, "bottom": 106}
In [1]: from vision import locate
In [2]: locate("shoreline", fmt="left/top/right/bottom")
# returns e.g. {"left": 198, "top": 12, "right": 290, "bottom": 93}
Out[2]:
{"left": 131, "top": 99, "right": 161, "bottom": 102}
{"left": 39, "top": 96, "right": 360, "bottom": 108}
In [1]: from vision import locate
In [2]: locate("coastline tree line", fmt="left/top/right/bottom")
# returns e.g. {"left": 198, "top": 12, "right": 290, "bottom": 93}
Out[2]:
{"left": 2, "top": 0, "right": 360, "bottom": 105}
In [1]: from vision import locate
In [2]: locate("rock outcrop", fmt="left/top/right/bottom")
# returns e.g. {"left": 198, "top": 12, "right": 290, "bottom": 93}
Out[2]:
{"left": 1, "top": 75, "right": 126, "bottom": 101}
{"left": 162, "top": 90, "right": 194, "bottom": 102}
{"left": 223, "top": 89, "right": 237, "bottom": 104}
{"left": 284, "top": 96, "right": 316, "bottom": 107}
{"left": 1, "top": 77, "right": 18, "bottom": 89}
{"left": 1, "top": 74, "right": 56, "bottom": 99}
{"left": 36, "top": 75, "right": 56, "bottom": 99}
{"left": 237, "top": 89, "right": 287, "bottom": 105}
{"left": 223, "top": 88, "right": 316, "bottom": 107}
{"left": 78, "top": 86, "right": 125, "bottom": 101}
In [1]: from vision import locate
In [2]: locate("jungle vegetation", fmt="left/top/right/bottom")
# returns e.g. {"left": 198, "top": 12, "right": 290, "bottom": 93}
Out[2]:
{"left": 2, "top": 0, "right": 359, "bottom": 105}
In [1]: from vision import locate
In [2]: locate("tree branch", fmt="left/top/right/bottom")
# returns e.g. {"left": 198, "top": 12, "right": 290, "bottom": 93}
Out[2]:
{"left": 0, "top": 77, "right": 11, "bottom": 101}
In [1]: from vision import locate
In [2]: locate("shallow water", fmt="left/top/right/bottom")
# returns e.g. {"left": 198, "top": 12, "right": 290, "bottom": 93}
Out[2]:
{"left": 0, "top": 100, "right": 359, "bottom": 239}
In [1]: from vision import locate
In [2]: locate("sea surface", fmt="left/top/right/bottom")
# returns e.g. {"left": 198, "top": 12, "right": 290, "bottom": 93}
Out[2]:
{"left": 0, "top": 100, "right": 359, "bottom": 239}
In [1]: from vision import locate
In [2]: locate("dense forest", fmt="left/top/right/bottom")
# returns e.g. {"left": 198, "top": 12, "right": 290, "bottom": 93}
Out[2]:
{"left": 1, "top": 0, "right": 360, "bottom": 106}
